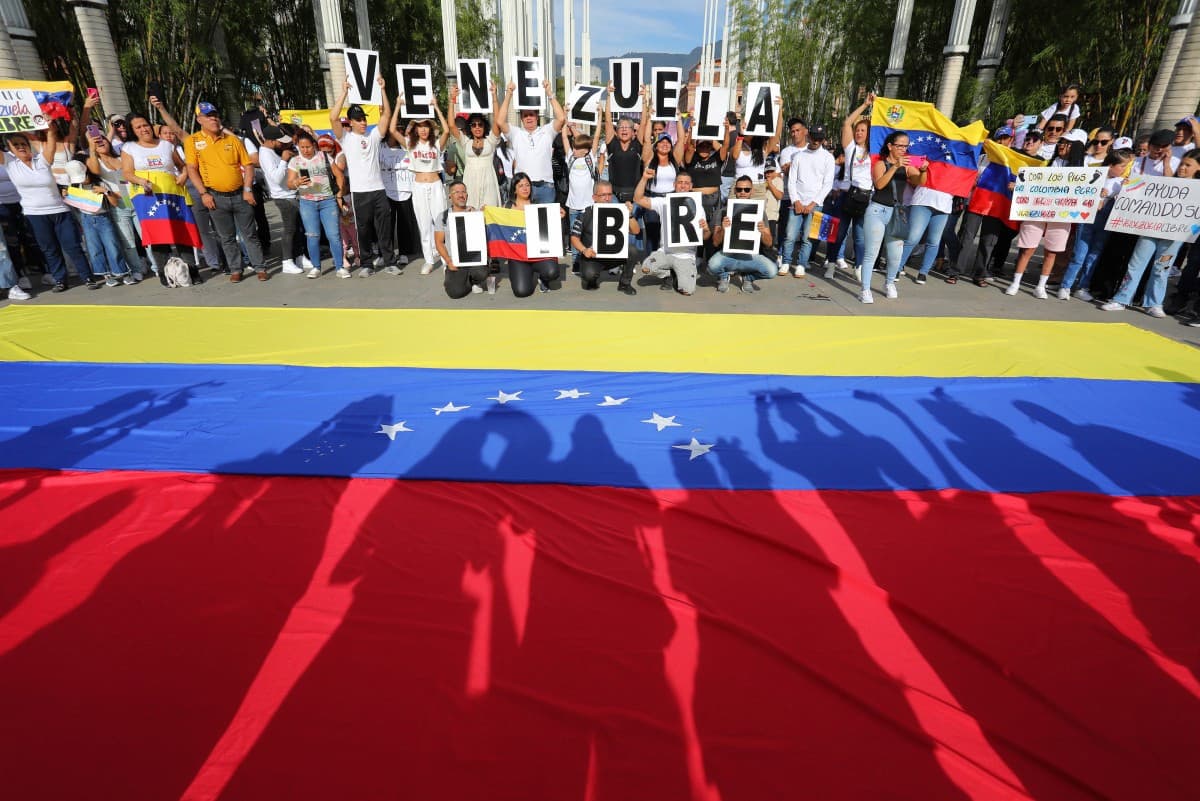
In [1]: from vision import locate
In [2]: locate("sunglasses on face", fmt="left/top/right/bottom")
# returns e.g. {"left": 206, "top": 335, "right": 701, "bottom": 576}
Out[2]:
{"left": 734, "top": 187, "right": 753, "bottom": 193}
{"left": 1047, "top": 126, "right": 1064, "bottom": 133}
{"left": 1095, "top": 139, "right": 1111, "bottom": 145}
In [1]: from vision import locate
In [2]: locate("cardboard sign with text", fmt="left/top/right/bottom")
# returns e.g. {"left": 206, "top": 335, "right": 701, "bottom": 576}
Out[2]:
{"left": 1105, "top": 174, "right": 1200, "bottom": 242}
{"left": 0, "top": 89, "right": 48, "bottom": 132}
{"left": 1010, "top": 167, "right": 1104, "bottom": 223}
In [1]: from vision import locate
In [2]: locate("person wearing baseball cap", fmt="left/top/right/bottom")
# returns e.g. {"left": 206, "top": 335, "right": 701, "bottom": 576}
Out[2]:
{"left": 107, "top": 114, "right": 128, "bottom": 155}
{"left": 258, "top": 124, "right": 311, "bottom": 276}
{"left": 1173, "top": 117, "right": 1198, "bottom": 161}
{"left": 184, "top": 101, "right": 267, "bottom": 282}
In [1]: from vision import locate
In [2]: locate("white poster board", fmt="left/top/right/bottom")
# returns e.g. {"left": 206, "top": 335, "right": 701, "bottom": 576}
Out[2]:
{"left": 724, "top": 199, "right": 764, "bottom": 255}
{"left": 592, "top": 204, "right": 630, "bottom": 259}
{"left": 448, "top": 212, "right": 488, "bottom": 267}
{"left": 566, "top": 84, "right": 605, "bottom": 126}
{"left": 1105, "top": 174, "right": 1200, "bottom": 242}
{"left": 344, "top": 48, "right": 382, "bottom": 105}
{"left": 741, "top": 82, "right": 781, "bottom": 139}
{"left": 457, "top": 59, "right": 493, "bottom": 114}
{"left": 396, "top": 64, "right": 434, "bottom": 119}
{"left": 1009, "top": 166, "right": 1104, "bottom": 223}
{"left": 663, "top": 192, "right": 704, "bottom": 249}
{"left": 0, "top": 89, "right": 48, "bottom": 131}
{"left": 511, "top": 57, "right": 545, "bottom": 111}
{"left": 609, "top": 59, "right": 643, "bottom": 114}
{"left": 524, "top": 203, "right": 564, "bottom": 258}
{"left": 693, "top": 87, "right": 729, "bottom": 142}
{"left": 651, "top": 68, "right": 682, "bottom": 122}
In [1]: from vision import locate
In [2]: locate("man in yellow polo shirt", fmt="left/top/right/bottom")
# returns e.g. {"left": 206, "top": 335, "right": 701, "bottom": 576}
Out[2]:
{"left": 184, "top": 102, "right": 267, "bottom": 282}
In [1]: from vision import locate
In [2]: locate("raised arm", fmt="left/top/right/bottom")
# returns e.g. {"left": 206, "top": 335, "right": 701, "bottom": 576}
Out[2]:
{"left": 546, "top": 80, "right": 566, "bottom": 132}
{"left": 389, "top": 93, "right": 405, "bottom": 146}
{"left": 604, "top": 85, "right": 615, "bottom": 142}
{"left": 151, "top": 96, "right": 187, "bottom": 141}
{"left": 636, "top": 87, "right": 651, "bottom": 144}
{"left": 632, "top": 166, "right": 655, "bottom": 209}
{"left": 765, "top": 96, "right": 784, "bottom": 154}
{"left": 377, "top": 76, "right": 393, "bottom": 140}
{"left": 491, "top": 83, "right": 505, "bottom": 137}
{"left": 496, "top": 81, "right": 514, "bottom": 135}
{"left": 672, "top": 128, "right": 687, "bottom": 163}
{"left": 330, "top": 80, "right": 350, "bottom": 133}
{"left": 433, "top": 95, "right": 453, "bottom": 150}
{"left": 842, "top": 92, "right": 873, "bottom": 149}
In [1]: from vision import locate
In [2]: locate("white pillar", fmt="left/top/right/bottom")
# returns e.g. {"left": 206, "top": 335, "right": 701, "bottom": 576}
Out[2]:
{"left": 935, "top": 0, "right": 977, "bottom": 118}
{"left": 319, "top": 0, "right": 347, "bottom": 108}
{"left": 580, "top": 0, "right": 590, "bottom": 84}
{"left": 441, "top": 0, "right": 458, "bottom": 83}
{"left": 1145, "top": 0, "right": 1198, "bottom": 132}
{"left": 883, "top": 0, "right": 914, "bottom": 97}
{"left": 356, "top": 0, "right": 371, "bottom": 49}
{"left": 719, "top": 0, "right": 732, "bottom": 88}
{"left": 972, "top": 0, "right": 1011, "bottom": 116}
{"left": 311, "top": 0, "right": 332, "bottom": 105}
{"left": 0, "top": 0, "right": 44, "bottom": 79}
{"left": 0, "top": 16, "right": 21, "bottom": 80}
{"left": 1156, "top": 9, "right": 1200, "bottom": 131}
{"left": 562, "top": 0, "right": 573, "bottom": 88}
{"left": 68, "top": 0, "right": 131, "bottom": 116}
{"left": 540, "top": 0, "right": 555, "bottom": 94}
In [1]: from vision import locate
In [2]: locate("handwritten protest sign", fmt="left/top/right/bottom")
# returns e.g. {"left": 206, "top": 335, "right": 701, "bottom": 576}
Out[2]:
{"left": 1009, "top": 167, "right": 1104, "bottom": 223}
{"left": 1105, "top": 174, "right": 1200, "bottom": 243}
{"left": 0, "top": 89, "right": 48, "bottom": 132}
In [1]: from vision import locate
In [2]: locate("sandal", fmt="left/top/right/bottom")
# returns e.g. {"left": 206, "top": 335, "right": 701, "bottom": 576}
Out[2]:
{"left": 945, "top": 275, "right": 958, "bottom": 284}
{"left": 973, "top": 277, "right": 988, "bottom": 287}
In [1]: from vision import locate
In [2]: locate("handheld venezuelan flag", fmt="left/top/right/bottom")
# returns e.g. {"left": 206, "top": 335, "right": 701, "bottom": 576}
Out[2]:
{"left": 130, "top": 170, "right": 202, "bottom": 248}
{"left": 807, "top": 210, "right": 841, "bottom": 242}
{"left": 870, "top": 97, "right": 987, "bottom": 197}
{"left": 0, "top": 79, "right": 74, "bottom": 121}
{"left": 2, "top": 306, "right": 1200, "bottom": 801}
{"left": 969, "top": 139, "right": 1045, "bottom": 230}
{"left": 483, "top": 205, "right": 530, "bottom": 261}
{"left": 280, "top": 106, "right": 381, "bottom": 137}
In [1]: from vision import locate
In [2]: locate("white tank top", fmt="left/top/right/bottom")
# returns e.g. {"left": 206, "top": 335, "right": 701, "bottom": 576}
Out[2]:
{"left": 122, "top": 140, "right": 177, "bottom": 173}
{"left": 650, "top": 161, "right": 676, "bottom": 194}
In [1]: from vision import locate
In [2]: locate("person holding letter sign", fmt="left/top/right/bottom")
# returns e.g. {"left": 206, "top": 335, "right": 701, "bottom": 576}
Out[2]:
{"left": 634, "top": 168, "right": 709, "bottom": 294}
{"left": 497, "top": 81, "right": 566, "bottom": 204}
{"left": 436, "top": 180, "right": 491, "bottom": 297}
{"left": 449, "top": 82, "right": 509, "bottom": 209}
{"left": 499, "top": 172, "right": 564, "bottom": 296}
{"left": 1100, "top": 149, "right": 1200, "bottom": 317}
{"left": 405, "top": 90, "right": 453, "bottom": 275}
{"left": 331, "top": 77, "right": 396, "bottom": 277}
{"left": 570, "top": 180, "right": 642, "bottom": 295}
{"left": 707, "top": 176, "right": 777, "bottom": 293}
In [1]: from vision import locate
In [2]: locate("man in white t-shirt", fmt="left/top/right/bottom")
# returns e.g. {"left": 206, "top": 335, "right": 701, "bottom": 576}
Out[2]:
{"left": 780, "top": 124, "right": 835, "bottom": 276}
{"left": 776, "top": 117, "right": 807, "bottom": 256}
{"left": 633, "top": 168, "right": 710, "bottom": 295}
{"left": 497, "top": 79, "right": 566, "bottom": 204}
{"left": 1038, "top": 115, "right": 1067, "bottom": 160}
{"left": 331, "top": 78, "right": 395, "bottom": 276}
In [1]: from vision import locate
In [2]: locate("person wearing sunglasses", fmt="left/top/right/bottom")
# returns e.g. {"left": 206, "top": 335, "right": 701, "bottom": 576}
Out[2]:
{"left": 448, "top": 82, "right": 507, "bottom": 209}
{"left": 571, "top": 180, "right": 642, "bottom": 295}
{"left": 1085, "top": 126, "right": 1116, "bottom": 167}
{"left": 1037, "top": 115, "right": 1068, "bottom": 160}
{"left": 708, "top": 176, "right": 778, "bottom": 293}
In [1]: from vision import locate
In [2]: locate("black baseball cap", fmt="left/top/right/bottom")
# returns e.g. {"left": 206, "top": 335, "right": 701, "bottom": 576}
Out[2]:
{"left": 809, "top": 124, "right": 828, "bottom": 141}
{"left": 260, "top": 124, "right": 291, "bottom": 143}
{"left": 346, "top": 104, "right": 367, "bottom": 121}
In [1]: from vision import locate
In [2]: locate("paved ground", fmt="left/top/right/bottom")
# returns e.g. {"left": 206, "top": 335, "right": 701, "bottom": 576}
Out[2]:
{"left": 5, "top": 208, "right": 1199, "bottom": 351}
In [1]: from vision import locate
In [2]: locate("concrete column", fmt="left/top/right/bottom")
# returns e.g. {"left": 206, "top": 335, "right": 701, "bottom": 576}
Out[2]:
{"left": 883, "top": 0, "right": 914, "bottom": 97}
{"left": 0, "top": 0, "right": 44, "bottom": 79}
{"left": 539, "top": 0, "right": 554, "bottom": 94}
{"left": 318, "top": 0, "right": 347, "bottom": 107}
{"left": 0, "top": 16, "right": 22, "bottom": 80}
{"left": 972, "top": 0, "right": 1011, "bottom": 116}
{"left": 719, "top": 0, "right": 731, "bottom": 88}
{"left": 562, "top": 0, "right": 574, "bottom": 88}
{"left": 311, "top": 0, "right": 332, "bottom": 106}
{"left": 1145, "top": 0, "right": 1197, "bottom": 132}
{"left": 935, "top": 0, "right": 977, "bottom": 117}
{"left": 1157, "top": 8, "right": 1200, "bottom": 130}
{"left": 356, "top": 0, "right": 371, "bottom": 50}
{"left": 580, "top": 0, "right": 590, "bottom": 84}
{"left": 441, "top": 0, "right": 458, "bottom": 83}
{"left": 67, "top": 0, "right": 131, "bottom": 116}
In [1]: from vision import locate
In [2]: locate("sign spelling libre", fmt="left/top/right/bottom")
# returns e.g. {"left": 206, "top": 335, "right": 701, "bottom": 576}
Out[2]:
{"left": 0, "top": 89, "right": 47, "bottom": 132}
{"left": 1010, "top": 167, "right": 1104, "bottom": 223}
{"left": 1105, "top": 174, "right": 1200, "bottom": 243}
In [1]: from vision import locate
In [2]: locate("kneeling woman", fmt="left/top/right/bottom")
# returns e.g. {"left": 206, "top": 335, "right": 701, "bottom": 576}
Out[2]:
{"left": 498, "top": 172, "right": 562, "bottom": 297}
{"left": 1101, "top": 148, "right": 1200, "bottom": 317}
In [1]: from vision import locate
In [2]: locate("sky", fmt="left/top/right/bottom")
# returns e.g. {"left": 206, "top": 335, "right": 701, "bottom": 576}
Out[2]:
{"left": 547, "top": 0, "right": 718, "bottom": 59}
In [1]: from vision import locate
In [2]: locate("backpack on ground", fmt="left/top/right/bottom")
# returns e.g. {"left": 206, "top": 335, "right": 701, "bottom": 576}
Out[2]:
{"left": 162, "top": 256, "right": 198, "bottom": 288}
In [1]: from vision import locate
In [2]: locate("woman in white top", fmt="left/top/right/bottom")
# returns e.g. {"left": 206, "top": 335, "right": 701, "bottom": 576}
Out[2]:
{"left": 120, "top": 109, "right": 192, "bottom": 274}
{"left": 405, "top": 92, "right": 452, "bottom": 274}
{"left": 638, "top": 132, "right": 686, "bottom": 251}
{"left": 87, "top": 131, "right": 146, "bottom": 277}
{"left": 448, "top": 82, "right": 509, "bottom": 209}
{"left": 833, "top": 93, "right": 874, "bottom": 276}
{"left": 2, "top": 125, "right": 96, "bottom": 292}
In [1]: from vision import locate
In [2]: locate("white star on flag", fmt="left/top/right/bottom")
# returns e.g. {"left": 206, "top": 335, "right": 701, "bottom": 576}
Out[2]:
{"left": 376, "top": 421, "right": 414, "bottom": 440}
{"left": 672, "top": 438, "right": 713, "bottom": 461}
{"left": 597, "top": 395, "right": 630, "bottom": 406}
{"left": 554, "top": 389, "right": 590, "bottom": 400}
{"left": 641, "top": 412, "right": 682, "bottom": 431}
{"left": 487, "top": 390, "right": 523, "bottom": 404}
{"left": 433, "top": 402, "right": 470, "bottom": 415}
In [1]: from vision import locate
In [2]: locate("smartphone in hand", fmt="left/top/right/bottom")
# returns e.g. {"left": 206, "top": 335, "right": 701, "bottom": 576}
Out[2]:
{"left": 86, "top": 87, "right": 98, "bottom": 100}
{"left": 87, "top": 124, "right": 101, "bottom": 139}
{"left": 148, "top": 80, "right": 164, "bottom": 100}
{"left": 907, "top": 154, "right": 928, "bottom": 169}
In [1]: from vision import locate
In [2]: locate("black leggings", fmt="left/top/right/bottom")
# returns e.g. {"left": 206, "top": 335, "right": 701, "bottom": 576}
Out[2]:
{"left": 507, "top": 258, "right": 560, "bottom": 297}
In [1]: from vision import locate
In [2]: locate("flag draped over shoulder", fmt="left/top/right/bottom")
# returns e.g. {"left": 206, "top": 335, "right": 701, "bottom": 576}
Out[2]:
{"left": 483, "top": 206, "right": 531, "bottom": 261}
{"left": 870, "top": 97, "right": 986, "bottom": 198}
{"left": 970, "top": 140, "right": 1044, "bottom": 230}
{"left": 131, "top": 170, "right": 202, "bottom": 248}
{"left": 280, "top": 106, "right": 380, "bottom": 137}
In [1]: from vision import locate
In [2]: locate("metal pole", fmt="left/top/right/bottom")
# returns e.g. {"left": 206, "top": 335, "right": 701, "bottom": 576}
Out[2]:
{"left": 883, "top": 0, "right": 914, "bottom": 97}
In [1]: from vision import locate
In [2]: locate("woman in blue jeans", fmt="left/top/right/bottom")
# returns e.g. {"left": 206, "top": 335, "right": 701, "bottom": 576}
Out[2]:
{"left": 858, "top": 132, "right": 926, "bottom": 303}
{"left": 2, "top": 129, "right": 95, "bottom": 292}
{"left": 1101, "top": 149, "right": 1200, "bottom": 317}
{"left": 1057, "top": 150, "right": 1132, "bottom": 300}
{"left": 288, "top": 131, "right": 346, "bottom": 277}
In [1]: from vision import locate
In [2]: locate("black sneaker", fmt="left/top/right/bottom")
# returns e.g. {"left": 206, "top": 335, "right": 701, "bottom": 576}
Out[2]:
{"left": 618, "top": 285, "right": 637, "bottom": 296}
{"left": 86, "top": 279, "right": 102, "bottom": 290}
{"left": 915, "top": 273, "right": 927, "bottom": 285}
{"left": 52, "top": 282, "right": 68, "bottom": 293}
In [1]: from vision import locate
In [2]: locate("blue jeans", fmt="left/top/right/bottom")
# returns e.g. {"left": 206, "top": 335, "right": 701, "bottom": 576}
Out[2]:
{"left": 835, "top": 210, "right": 865, "bottom": 265}
{"left": 25, "top": 212, "right": 93, "bottom": 284}
{"left": 530, "top": 181, "right": 556, "bottom": 204}
{"left": 859, "top": 202, "right": 904, "bottom": 291}
{"left": 899, "top": 204, "right": 950, "bottom": 275}
{"left": 707, "top": 251, "right": 778, "bottom": 279}
{"left": 1060, "top": 201, "right": 1113, "bottom": 292}
{"left": 299, "top": 197, "right": 343, "bottom": 269}
{"left": 567, "top": 209, "right": 583, "bottom": 258}
{"left": 781, "top": 208, "right": 815, "bottom": 267}
{"left": 0, "top": 235, "right": 15, "bottom": 289}
{"left": 1113, "top": 236, "right": 1180, "bottom": 307}
{"left": 79, "top": 211, "right": 130, "bottom": 276}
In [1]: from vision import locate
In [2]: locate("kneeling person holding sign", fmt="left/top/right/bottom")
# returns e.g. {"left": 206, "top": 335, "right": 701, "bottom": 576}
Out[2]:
{"left": 570, "top": 180, "right": 644, "bottom": 295}
{"left": 436, "top": 180, "right": 491, "bottom": 297}
{"left": 708, "top": 177, "right": 777, "bottom": 293}
{"left": 634, "top": 168, "right": 710, "bottom": 294}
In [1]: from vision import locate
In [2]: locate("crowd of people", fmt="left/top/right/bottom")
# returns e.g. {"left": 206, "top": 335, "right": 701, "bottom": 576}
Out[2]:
{"left": 0, "top": 81, "right": 1198, "bottom": 327}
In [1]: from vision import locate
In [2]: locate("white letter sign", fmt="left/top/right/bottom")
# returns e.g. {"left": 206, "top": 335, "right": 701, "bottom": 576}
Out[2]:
{"left": 652, "top": 68, "right": 682, "bottom": 122}
{"left": 397, "top": 65, "right": 434, "bottom": 119}
{"left": 693, "top": 87, "right": 729, "bottom": 142}
{"left": 512, "top": 57, "right": 545, "bottom": 111}
{"left": 741, "top": 82, "right": 781, "bottom": 139}
{"left": 344, "top": 48, "right": 382, "bottom": 105}
{"left": 566, "top": 84, "right": 605, "bottom": 126}
{"left": 609, "top": 59, "right": 643, "bottom": 114}
{"left": 593, "top": 204, "right": 630, "bottom": 259}
{"left": 525, "top": 204, "right": 564, "bottom": 258}
{"left": 724, "top": 199, "right": 764, "bottom": 255}
{"left": 664, "top": 192, "right": 704, "bottom": 249}
{"left": 457, "top": 59, "right": 493, "bottom": 114}
{"left": 449, "top": 212, "right": 488, "bottom": 267}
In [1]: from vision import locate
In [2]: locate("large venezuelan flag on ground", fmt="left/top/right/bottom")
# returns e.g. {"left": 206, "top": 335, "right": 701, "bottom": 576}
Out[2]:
{"left": 970, "top": 139, "right": 1045, "bottom": 229}
{"left": 871, "top": 97, "right": 987, "bottom": 197}
{"left": 131, "top": 170, "right": 203, "bottom": 248}
{"left": 2, "top": 305, "right": 1200, "bottom": 801}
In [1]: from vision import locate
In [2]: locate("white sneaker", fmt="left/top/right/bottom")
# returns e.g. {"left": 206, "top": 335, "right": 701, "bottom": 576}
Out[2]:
{"left": 298, "top": 254, "right": 314, "bottom": 271}
{"left": 1033, "top": 285, "right": 1048, "bottom": 299}
{"left": 1100, "top": 301, "right": 1125, "bottom": 311}
{"left": 1004, "top": 281, "right": 1021, "bottom": 296}
{"left": 419, "top": 261, "right": 436, "bottom": 275}
{"left": 336, "top": 268, "right": 352, "bottom": 278}
{"left": 6, "top": 285, "right": 32, "bottom": 300}
{"left": 1057, "top": 287, "right": 1070, "bottom": 300}
{"left": 823, "top": 264, "right": 835, "bottom": 279}
{"left": 17, "top": 276, "right": 31, "bottom": 289}
{"left": 795, "top": 264, "right": 806, "bottom": 277}
{"left": 470, "top": 284, "right": 484, "bottom": 294}
{"left": 836, "top": 258, "right": 849, "bottom": 271}
{"left": 306, "top": 267, "right": 321, "bottom": 279}
{"left": 885, "top": 281, "right": 898, "bottom": 300}
{"left": 860, "top": 289, "right": 874, "bottom": 304}
{"left": 777, "top": 262, "right": 789, "bottom": 276}
{"left": 1075, "top": 288, "right": 1093, "bottom": 302}
{"left": 281, "top": 259, "right": 303, "bottom": 275}
{"left": 1146, "top": 305, "right": 1166, "bottom": 318}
